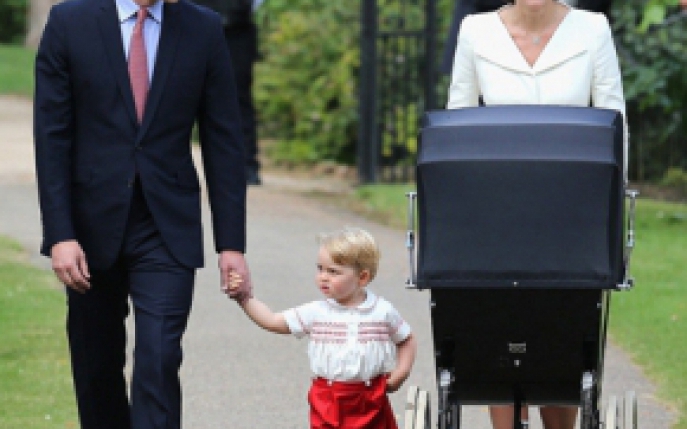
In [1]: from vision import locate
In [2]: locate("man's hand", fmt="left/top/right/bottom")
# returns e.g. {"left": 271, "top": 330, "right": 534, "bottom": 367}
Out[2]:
{"left": 51, "top": 240, "right": 91, "bottom": 293}
{"left": 218, "top": 250, "right": 252, "bottom": 301}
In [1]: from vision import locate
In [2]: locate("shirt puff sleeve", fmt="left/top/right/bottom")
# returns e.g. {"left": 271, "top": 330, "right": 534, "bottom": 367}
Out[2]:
{"left": 282, "top": 301, "right": 320, "bottom": 339}
{"left": 386, "top": 304, "right": 412, "bottom": 344}
{"left": 590, "top": 14, "right": 629, "bottom": 183}
{"left": 446, "top": 15, "right": 480, "bottom": 109}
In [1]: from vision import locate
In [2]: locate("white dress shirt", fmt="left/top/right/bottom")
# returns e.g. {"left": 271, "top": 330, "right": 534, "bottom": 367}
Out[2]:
{"left": 447, "top": 6, "right": 628, "bottom": 177}
{"left": 115, "top": 0, "right": 163, "bottom": 82}
{"left": 282, "top": 290, "right": 412, "bottom": 382}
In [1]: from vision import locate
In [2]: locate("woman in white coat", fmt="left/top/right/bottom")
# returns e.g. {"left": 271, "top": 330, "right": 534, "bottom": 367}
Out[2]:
{"left": 446, "top": 1, "right": 627, "bottom": 429}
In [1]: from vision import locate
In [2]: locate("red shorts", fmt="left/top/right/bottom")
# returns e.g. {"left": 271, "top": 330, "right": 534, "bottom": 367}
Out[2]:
{"left": 308, "top": 376, "right": 398, "bottom": 429}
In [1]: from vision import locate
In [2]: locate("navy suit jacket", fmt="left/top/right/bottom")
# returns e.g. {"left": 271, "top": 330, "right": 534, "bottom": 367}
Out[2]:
{"left": 34, "top": 0, "right": 247, "bottom": 270}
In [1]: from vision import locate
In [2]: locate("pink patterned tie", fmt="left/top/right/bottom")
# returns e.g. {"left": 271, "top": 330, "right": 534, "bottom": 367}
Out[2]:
{"left": 128, "top": 7, "right": 149, "bottom": 123}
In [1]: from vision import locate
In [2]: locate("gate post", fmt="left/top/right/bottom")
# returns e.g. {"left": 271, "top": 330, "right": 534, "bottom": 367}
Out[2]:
{"left": 424, "top": 0, "right": 438, "bottom": 111}
{"left": 358, "top": 0, "right": 378, "bottom": 184}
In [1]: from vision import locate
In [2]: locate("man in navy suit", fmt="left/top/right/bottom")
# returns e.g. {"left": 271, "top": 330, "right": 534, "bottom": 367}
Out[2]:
{"left": 34, "top": 0, "right": 251, "bottom": 428}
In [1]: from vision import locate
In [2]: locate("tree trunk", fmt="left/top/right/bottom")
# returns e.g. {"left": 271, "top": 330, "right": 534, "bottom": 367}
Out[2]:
{"left": 25, "top": 0, "right": 61, "bottom": 48}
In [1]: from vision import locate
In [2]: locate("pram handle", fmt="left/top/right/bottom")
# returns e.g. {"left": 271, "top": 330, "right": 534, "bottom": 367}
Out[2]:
{"left": 405, "top": 192, "right": 417, "bottom": 288}
{"left": 619, "top": 188, "right": 640, "bottom": 291}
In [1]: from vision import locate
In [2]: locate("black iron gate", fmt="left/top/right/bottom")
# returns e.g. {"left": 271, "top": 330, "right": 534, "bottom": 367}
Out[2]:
{"left": 358, "top": 0, "right": 438, "bottom": 183}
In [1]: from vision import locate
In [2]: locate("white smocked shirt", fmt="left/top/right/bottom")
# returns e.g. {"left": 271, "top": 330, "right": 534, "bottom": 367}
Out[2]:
{"left": 282, "top": 290, "right": 412, "bottom": 383}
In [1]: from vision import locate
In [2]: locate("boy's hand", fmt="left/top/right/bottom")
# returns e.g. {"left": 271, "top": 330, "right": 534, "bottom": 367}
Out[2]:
{"left": 386, "top": 375, "right": 402, "bottom": 393}
{"left": 225, "top": 272, "right": 249, "bottom": 303}
{"left": 219, "top": 250, "right": 252, "bottom": 302}
{"left": 227, "top": 272, "right": 242, "bottom": 291}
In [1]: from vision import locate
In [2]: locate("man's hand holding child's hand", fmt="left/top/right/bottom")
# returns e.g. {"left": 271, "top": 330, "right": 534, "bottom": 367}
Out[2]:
{"left": 223, "top": 272, "right": 250, "bottom": 304}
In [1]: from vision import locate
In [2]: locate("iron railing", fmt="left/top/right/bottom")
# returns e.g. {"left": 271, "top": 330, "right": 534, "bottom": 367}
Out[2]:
{"left": 358, "top": 0, "right": 438, "bottom": 183}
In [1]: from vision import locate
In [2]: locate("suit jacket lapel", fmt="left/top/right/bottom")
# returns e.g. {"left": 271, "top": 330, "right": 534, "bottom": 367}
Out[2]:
{"left": 96, "top": 0, "right": 138, "bottom": 126}
{"left": 137, "top": 0, "right": 182, "bottom": 140}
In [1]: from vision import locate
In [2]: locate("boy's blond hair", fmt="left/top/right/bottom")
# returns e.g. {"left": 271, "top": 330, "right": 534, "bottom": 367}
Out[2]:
{"left": 318, "top": 227, "right": 381, "bottom": 280}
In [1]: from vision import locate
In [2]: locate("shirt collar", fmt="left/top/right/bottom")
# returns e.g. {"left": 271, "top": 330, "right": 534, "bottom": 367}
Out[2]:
{"left": 115, "top": 0, "right": 164, "bottom": 24}
{"left": 326, "top": 290, "right": 378, "bottom": 312}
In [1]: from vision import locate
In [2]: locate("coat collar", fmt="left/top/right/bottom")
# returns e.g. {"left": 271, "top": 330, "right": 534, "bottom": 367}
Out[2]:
{"left": 474, "top": 8, "right": 587, "bottom": 75}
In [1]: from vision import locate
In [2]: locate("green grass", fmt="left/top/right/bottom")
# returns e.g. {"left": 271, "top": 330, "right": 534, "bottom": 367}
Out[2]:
{"left": 0, "top": 44, "right": 35, "bottom": 97}
{"left": 0, "top": 235, "right": 79, "bottom": 428}
{"left": 353, "top": 184, "right": 687, "bottom": 428}
{"left": 354, "top": 183, "right": 416, "bottom": 229}
{"left": 610, "top": 200, "right": 687, "bottom": 429}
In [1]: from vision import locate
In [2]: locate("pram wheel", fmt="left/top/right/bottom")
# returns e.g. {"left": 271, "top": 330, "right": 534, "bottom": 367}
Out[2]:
{"left": 623, "top": 391, "right": 637, "bottom": 429}
{"left": 438, "top": 400, "right": 460, "bottom": 429}
{"left": 605, "top": 396, "right": 620, "bottom": 429}
{"left": 404, "top": 386, "right": 431, "bottom": 429}
{"left": 405, "top": 386, "right": 419, "bottom": 429}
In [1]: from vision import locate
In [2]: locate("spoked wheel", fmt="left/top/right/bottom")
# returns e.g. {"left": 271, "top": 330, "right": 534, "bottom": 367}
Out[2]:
{"left": 414, "top": 389, "right": 431, "bottom": 429}
{"left": 623, "top": 391, "right": 637, "bottom": 429}
{"left": 438, "top": 400, "right": 460, "bottom": 429}
{"left": 404, "top": 386, "right": 420, "bottom": 429}
{"left": 605, "top": 396, "right": 620, "bottom": 429}
{"left": 580, "top": 372, "right": 600, "bottom": 429}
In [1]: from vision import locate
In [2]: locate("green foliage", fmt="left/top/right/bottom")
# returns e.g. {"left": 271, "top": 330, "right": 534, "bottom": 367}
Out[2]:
{"left": 639, "top": 0, "right": 680, "bottom": 32}
{"left": 254, "top": 1, "right": 360, "bottom": 164}
{"left": 0, "top": 0, "right": 27, "bottom": 44}
{"left": 660, "top": 167, "right": 687, "bottom": 198}
{"left": 613, "top": 0, "right": 687, "bottom": 180}
{"left": 255, "top": 0, "right": 454, "bottom": 166}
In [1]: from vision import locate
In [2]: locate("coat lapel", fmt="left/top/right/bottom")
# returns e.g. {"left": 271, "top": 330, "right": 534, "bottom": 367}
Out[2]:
{"left": 474, "top": 10, "right": 587, "bottom": 75}
{"left": 97, "top": 0, "right": 138, "bottom": 126}
{"left": 474, "top": 14, "right": 532, "bottom": 75}
{"left": 532, "top": 11, "right": 588, "bottom": 74}
{"left": 136, "top": 0, "right": 182, "bottom": 141}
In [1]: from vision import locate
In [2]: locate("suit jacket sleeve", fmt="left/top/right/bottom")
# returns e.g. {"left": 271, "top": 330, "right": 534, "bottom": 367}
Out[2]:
{"left": 590, "top": 14, "right": 629, "bottom": 181}
{"left": 197, "top": 16, "right": 247, "bottom": 253}
{"left": 446, "top": 15, "right": 480, "bottom": 109}
{"left": 34, "top": 7, "right": 77, "bottom": 252}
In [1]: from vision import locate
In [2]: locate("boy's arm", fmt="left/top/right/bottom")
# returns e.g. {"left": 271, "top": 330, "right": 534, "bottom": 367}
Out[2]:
{"left": 238, "top": 297, "right": 291, "bottom": 334}
{"left": 387, "top": 333, "right": 417, "bottom": 393}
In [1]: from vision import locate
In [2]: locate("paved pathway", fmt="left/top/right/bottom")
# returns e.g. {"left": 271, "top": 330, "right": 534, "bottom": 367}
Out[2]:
{"left": 0, "top": 96, "right": 676, "bottom": 428}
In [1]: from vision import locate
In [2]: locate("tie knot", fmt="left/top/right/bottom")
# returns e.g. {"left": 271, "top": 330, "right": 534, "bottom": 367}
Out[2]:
{"left": 136, "top": 7, "right": 148, "bottom": 23}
